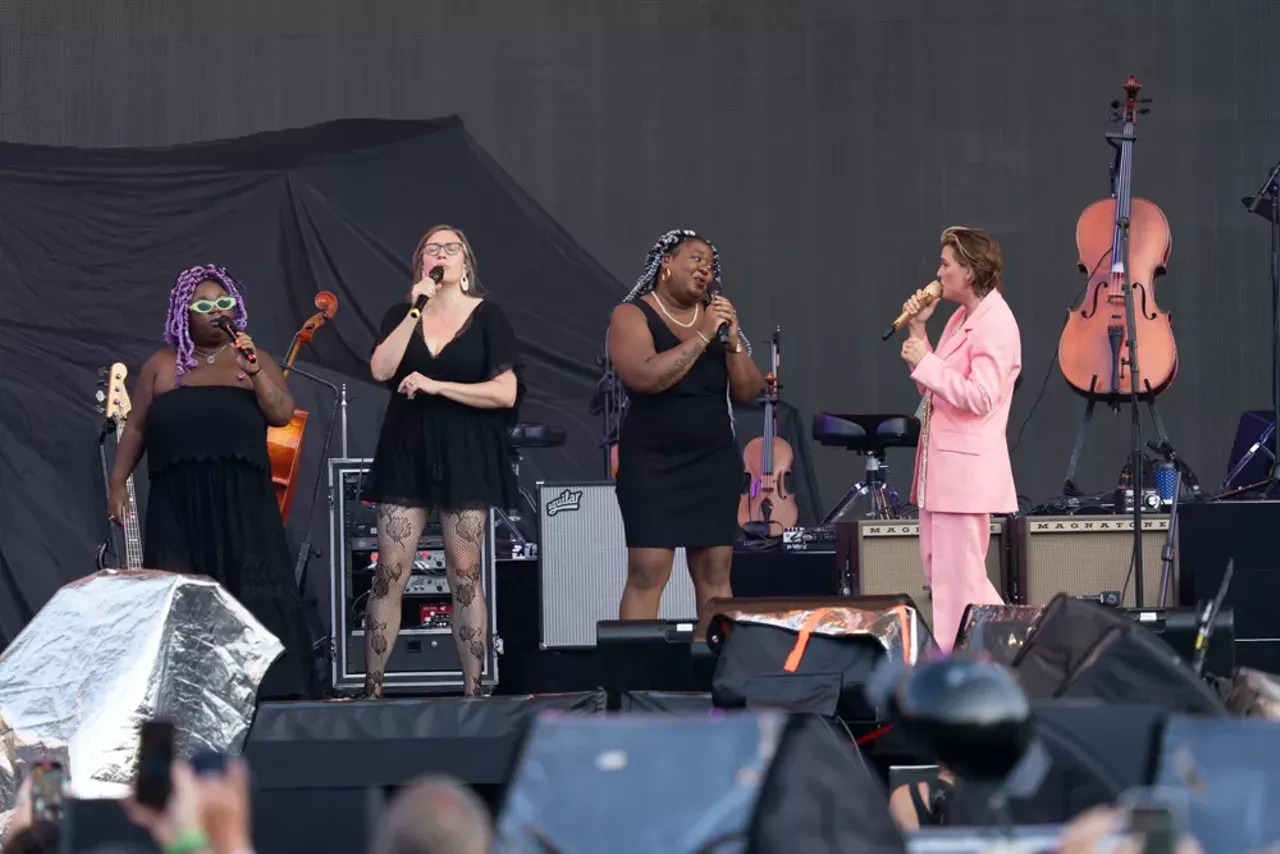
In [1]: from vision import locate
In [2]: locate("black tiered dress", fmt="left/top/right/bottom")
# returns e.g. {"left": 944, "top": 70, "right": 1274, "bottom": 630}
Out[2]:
{"left": 615, "top": 300, "right": 745, "bottom": 548}
{"left": 143, "top": 385, "right": 317, "bottom": 700}
{"left": 363, "top": 300, "right": 523, "bottom": 511}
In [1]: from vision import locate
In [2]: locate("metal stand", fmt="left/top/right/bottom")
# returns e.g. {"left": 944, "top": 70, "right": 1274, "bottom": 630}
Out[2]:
{"left": 592, "top": 345, "right": 627, "bottom": 477}
{"left": 490, "top": 450, "right": 533, "bottom": 552}
{"left": 1157, "top": 465, "right": 1182, "bottom": 607}
{"left": 1115, "top": 215, "right": 1149, "bottom": 607}
{"left": 340, "top": 382, "right": 349, "bottom": 457}
{"left": 281, "top": 365, "right": 340, "bottom": 595}
{"left": 1225, "top": 162, "right": 1280, "bottom": 495}
{"left": 820, "top": 452, "right": 898, "bottom": 524}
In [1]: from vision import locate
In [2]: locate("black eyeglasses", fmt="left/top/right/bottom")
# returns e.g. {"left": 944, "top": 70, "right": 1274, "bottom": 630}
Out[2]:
{"left": 422, "top": 242, "right": 464, "bottom": 257}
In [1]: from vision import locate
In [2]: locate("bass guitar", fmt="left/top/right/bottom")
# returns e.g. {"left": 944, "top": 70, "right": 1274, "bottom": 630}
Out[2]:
{"left": 738, "top": 327, "right": 797, "bottom": 536}
{"left": 97, "top": 362, "right": 143, "bottom": 569}
{"left": 266, "top": 291, "right": 339, "bottom": 522}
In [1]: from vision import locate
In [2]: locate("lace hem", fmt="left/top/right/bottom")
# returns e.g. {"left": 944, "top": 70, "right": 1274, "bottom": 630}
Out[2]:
{"left": 148, "top": 450, "right": 269, "bottom": 474}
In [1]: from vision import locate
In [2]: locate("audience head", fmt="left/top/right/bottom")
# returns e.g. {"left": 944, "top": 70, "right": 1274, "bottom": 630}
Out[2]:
{"left": 370, "top": 775, "right": 492, "bottom": 854}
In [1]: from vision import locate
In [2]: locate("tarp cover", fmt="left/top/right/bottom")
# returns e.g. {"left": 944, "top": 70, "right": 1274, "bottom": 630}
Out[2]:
{"left": 0, "top": 117, "right": 626, "bottom": 645}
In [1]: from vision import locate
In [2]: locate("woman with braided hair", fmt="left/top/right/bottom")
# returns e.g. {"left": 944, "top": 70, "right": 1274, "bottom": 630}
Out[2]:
{"left": 107, "top": 264, "right": 317, "bottom": 699}
{"left": 608, "top": 230, "right": 764, "bottom": 620}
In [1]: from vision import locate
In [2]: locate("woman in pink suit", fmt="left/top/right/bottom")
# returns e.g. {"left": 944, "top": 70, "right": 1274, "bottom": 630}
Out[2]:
{"left": 900, "top": 226, "right": 1021, "bottom": 653}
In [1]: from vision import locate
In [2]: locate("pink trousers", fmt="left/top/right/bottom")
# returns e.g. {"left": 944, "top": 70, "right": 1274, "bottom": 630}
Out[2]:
{"left": 918, "top": 508, "right": 1004, "bottom": 654}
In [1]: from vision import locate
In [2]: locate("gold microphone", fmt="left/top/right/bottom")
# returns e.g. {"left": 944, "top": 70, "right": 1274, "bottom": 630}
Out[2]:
{"left": 882, "top": 280, "right": 942, "bottom": 341}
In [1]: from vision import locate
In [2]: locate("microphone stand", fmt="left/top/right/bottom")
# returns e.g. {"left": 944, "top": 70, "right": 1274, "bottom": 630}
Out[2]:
{"left": 278, "top": 363, "right": 341, "bottom": 681}
{"left": 1100, "top": 103, "right": 1148, "bottom": 606}
{"left": 1234, "top": 162, "right": 1280, "bottom": 496}
{"left": 282, "top": 364, "right": 340, "bottom": 595}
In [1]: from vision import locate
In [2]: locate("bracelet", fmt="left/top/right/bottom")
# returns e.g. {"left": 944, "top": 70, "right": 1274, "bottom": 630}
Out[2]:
{"left": 164, "top": 827, "right": 212, "bottom": 854}
{"left": 695, "top": 331, "right": 711, "bottom": 345}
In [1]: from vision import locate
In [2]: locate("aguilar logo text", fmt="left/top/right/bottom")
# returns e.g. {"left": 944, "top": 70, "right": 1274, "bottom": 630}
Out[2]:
{"left": 545, "top": 489, "right": 583, "bottom": 517}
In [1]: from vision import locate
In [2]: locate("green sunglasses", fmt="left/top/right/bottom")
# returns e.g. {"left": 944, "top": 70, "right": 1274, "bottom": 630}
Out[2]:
{"left": 190, "top": 296, "right": 237, "bottom": 314}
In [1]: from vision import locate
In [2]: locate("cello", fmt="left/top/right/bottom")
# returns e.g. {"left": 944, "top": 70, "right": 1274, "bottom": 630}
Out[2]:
{"left": 738, "top": 327, "right": 797, "bottom": 536}
{"left": 1058, "top": 76, "right": 1177, "bottom": 403}
{"left": 267, "top": 290, "right": 339, "bottom": 521}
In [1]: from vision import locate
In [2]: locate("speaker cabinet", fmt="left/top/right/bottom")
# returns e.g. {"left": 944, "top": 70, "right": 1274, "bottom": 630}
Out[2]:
{"left": 835, "top": 518, "right": 1007, "bottom": 632}
{"left": 1011, "top": 514, "right": 1174, "bottom": 607}
{"left": 538, "top": 482, "right": 696, "bottom": 649}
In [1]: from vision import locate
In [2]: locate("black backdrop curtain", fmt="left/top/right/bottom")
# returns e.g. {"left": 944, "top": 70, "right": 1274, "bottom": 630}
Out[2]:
{"left": 0, "top": 117, "right": 627, "bottom": 644}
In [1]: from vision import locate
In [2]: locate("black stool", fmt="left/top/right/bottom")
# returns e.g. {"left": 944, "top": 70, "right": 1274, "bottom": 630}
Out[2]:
{"left": 812, "top": 413, "right": 919, "bottom": 522}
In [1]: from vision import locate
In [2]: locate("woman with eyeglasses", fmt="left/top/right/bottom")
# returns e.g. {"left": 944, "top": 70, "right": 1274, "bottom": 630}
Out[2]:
{"left": 107, "top": 264, "right": 317, "bottom": 699}
{"left": 361, "top": 225, "right": 523, "bottom": 698}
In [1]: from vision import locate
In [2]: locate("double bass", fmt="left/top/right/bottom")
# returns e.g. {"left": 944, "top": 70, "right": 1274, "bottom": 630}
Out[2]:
{"left": 267, "top": 291, "right": 338, "bottom": 521}
{"left": 1058, "top": 76, "right": 1177, "bottom": 402}
{"left": 738, "top": 327, "right": 797, "bottom": 535}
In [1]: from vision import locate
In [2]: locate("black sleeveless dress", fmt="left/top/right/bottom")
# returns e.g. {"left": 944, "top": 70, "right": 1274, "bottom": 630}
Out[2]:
{"left": 615, "top": 300, "right": 745, "bottom": 548}
{"left": 363, "top": 300, "right": 524, "bottom": 511}
{"left": 143, "top": 385, "right": 317, "bottom": 700}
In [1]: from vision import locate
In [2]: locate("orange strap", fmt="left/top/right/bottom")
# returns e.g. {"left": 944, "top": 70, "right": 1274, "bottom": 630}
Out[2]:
{"left": 783, "top": 609, "right": 829, "bottom": 672}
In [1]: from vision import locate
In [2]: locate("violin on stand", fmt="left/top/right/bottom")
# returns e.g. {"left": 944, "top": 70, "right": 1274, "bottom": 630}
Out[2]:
{"left": 267, "top": 291, "right": 339, "bottom": 521}
{"left": 1056, "top": 76, "right": 1182, "bottom": 608}
{"left": 738, "top": 327, "right": 797, "bottom": 537}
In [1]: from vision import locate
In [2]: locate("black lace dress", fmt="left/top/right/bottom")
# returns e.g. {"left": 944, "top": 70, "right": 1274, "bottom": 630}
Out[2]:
{"left": 363, "top": 300, "right": 524, "bottom": 511}
{"left": 615, "top": 300, "right": 745, "bottom": 548}
{"left": 143, "top": 385, "right": 317, "bottom": 700}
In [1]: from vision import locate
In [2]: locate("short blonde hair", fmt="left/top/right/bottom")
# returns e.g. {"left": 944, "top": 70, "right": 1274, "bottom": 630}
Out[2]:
{"left": 941, "top": 226, "right": 1003, "bottom": 296}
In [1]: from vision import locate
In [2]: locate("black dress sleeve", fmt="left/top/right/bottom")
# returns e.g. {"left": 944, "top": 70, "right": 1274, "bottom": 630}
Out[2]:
{"left": 482, "top": 302, "right": 526, "bottom": 409}
{"left": 373, "top": 303, "right": 410, "bottom": 353}
{"left": 481, "top": 302, "right": 521, "bottom": 378}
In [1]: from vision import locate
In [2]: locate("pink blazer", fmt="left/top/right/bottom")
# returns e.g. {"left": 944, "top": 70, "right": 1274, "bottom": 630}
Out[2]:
{"left": 909, "top": 290, "right": 1021, "bottom": 514}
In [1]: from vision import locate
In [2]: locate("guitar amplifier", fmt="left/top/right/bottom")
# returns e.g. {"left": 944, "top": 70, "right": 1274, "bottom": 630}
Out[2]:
{"left": 834, "top": 518, "right": 1008, "bottom": 634}
{"left": 539, "top": 482, "right": 697, "bottom": 649}
{"left": 1012, "top": 514, "right": 1174, "bottom": 607}
{"left": 327, "top": 458, "right": 499, "bottom": 694}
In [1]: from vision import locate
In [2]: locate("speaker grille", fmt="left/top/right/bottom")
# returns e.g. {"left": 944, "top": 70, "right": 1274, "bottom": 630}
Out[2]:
{"left": 538, "top": 482, "right": 697, "bottom": 648}
{"left": 1016, "top": 515, "right": 1175, "bottom": 607}
{"left": 851, "top": 519, "right": 1006, "bottom": 631}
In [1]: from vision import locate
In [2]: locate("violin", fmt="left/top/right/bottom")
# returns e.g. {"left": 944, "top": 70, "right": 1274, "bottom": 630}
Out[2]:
{"left": 266, "top": 291, "right": 339, "bottom": 521}
{"left": 1058, "top": 76, "right": 1177, "bottom": 403}
{"left": 738, "top": 327, "right": 797, "bottom": 536}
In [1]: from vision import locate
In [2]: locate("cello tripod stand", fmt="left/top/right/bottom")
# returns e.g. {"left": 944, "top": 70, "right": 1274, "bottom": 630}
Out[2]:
{"left": 1220, "top": 160, "right": 1280, "bottom": 497}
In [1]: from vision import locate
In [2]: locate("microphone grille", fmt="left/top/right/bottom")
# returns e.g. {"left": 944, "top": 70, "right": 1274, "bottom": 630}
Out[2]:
{"left": 925, "top": 280, "right": 942, "bottom": 298}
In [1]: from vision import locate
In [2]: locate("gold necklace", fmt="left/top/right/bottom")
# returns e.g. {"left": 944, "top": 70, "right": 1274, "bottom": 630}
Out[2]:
{"left": 653, "top": 292, "right": 699, "bottom": 328}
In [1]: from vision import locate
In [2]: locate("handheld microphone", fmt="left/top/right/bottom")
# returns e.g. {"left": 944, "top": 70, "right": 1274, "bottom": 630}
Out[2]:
{"left": 409, "top": 266, "right": 446, "bottom": 319}
{"left": 703, "top": 289, "right": 731, "bottom": 346}
{"left": 213, "top": 316, "right": 256, "bottom": 365}
{"left": 882, "top": 280, "right": 942, "bottom": 341}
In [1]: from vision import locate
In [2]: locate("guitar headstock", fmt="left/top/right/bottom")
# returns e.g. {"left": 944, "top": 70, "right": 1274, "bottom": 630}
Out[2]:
{"left": 1111, "top": 75, "right": 1152, "bottom": 125}
{"left": 96, "top": 362, "right": 132, "bottom": 428}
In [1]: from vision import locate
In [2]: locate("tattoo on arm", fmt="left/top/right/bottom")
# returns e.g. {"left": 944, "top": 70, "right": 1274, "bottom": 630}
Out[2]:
{"left": 656, "top": 341, "right": 702, "bottom": 387}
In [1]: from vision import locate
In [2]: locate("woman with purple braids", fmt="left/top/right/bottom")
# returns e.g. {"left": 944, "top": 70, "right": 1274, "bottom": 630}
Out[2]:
{"left": 608, "top": 230, "right": 764, "bottom": 621}
{"left": 107, "top": 264, "right": 317, "bottom": 699}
